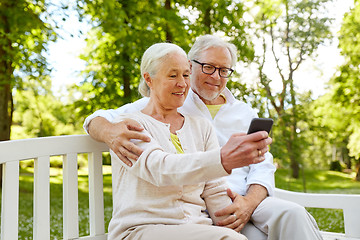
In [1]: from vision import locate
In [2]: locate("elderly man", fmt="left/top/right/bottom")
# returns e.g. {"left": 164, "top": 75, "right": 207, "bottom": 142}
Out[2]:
{"left": 84, "top": 35, "right": 322, "bottom": 240}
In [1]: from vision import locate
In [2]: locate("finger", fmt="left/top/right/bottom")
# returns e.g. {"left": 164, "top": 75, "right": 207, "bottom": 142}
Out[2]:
{"left": 216, "top": 215, "right": 237, "bottom": 226}
{"left": 126, "top": 131, "right": 151, "bottom": 142}
{"left": 259, "top": 146, "right": 269, "bottom": 156}
{"left": 226, "top": 188, "right": 236, "bottom": 201}
{"left": 214, "top": 204, "right": 235, "bottom": 217}
{"left": 122, "top": 147, "right": 141, "bottom": 161}
{"left": 256, "top": 137, "right": 272, "bottom": 150}
{"left": 115, "top": 149, "right": 133, "bottom": 167}
{"left": 246, "top": 131, "right": 268, "bottom": 141}
{"left": 127, "top": 123, "right": 145, "bottom": 131}
{"left": 253, "top": 155, "right": 266, "bottom": 164}
{"left": 234, "top": 222, "right": 245, "bottom": 232}
{"left": 123, "top": 142, "right": 144, "bottom": 157}
{"left": 123, "top": 118, "right": 144, "bottom": 130}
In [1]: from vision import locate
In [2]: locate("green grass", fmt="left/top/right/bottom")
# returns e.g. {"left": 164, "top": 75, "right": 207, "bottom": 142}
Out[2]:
{"left": 2, "top": 166, "right": 113, "bottom": 240}
{"left": 2, "top": 167, "right": 360, "bottom": 239}
{"left": 275, "top": 168, "right": 360, "bottom": 233}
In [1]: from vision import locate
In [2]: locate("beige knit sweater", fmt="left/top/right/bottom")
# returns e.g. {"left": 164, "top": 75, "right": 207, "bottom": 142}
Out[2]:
{"left": 108, "top": 111, "right": 232, "bottom": 240}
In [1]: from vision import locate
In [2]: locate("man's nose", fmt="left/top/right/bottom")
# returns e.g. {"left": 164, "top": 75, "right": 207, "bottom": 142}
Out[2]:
{"left": 211, "top": 69, "right": 221, "bottom": 80}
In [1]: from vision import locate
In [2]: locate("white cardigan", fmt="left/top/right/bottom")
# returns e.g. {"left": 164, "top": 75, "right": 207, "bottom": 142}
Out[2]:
{"left": 84, "top": 88, "right": 276, "bottom": 197}
{"left": 108, "top": 111, "right": 232, "bottom": 240}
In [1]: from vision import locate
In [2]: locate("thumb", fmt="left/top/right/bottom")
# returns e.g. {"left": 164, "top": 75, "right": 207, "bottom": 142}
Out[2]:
{"left": 227, "top": 188, "right": 236, "bottom": 201}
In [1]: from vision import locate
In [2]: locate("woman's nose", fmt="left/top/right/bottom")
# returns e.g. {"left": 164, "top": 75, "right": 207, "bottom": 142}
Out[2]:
{"left": 177, "top": 77, "right": 187, "bottom": 87}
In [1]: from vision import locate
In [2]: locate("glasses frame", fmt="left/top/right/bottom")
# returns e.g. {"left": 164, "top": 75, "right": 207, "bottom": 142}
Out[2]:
{"left": 192, "top": 59, "right": 234, "bottom": 78}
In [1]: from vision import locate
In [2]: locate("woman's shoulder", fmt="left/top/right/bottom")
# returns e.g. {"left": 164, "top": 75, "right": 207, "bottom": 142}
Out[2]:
{"left": 112, "top": 111, "right": 144, "bottom": 123}
{"left": 183, "top": 114, "right": 213, "bottom": 128}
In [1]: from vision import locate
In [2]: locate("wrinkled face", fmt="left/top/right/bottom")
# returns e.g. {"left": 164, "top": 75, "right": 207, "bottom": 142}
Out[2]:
{"left": 191, "top": 47, "right": 232, "bottom": 105}
{"left": 146, "top": 52, "right": 190, "bottom": 110}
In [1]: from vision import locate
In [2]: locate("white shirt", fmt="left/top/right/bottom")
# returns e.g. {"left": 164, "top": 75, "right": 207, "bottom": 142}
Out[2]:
{"left": 83, "top": 88, "right": 276, "bottom": 196}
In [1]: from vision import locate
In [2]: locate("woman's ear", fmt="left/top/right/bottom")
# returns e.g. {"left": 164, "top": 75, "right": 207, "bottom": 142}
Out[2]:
{"left": 143, "top": 72, "right": 152, "bottom": 88}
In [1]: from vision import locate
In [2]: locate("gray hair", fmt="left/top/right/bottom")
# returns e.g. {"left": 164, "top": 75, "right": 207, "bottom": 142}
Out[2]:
{"left": 138, "top": 43, "right": 187, "bottom": 97}
{"left": 188, "top": 35, "right": 237, "bottom": 67}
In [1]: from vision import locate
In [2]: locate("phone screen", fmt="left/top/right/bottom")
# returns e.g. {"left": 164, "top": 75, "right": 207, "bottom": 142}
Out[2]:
{"left": 247, "top": 118, "right": 273, "bottom": 134}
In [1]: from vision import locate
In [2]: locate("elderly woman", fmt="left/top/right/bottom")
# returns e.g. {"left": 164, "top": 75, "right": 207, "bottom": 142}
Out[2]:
{"left": 108, "top": 43, "right": 248, "bottom": 240}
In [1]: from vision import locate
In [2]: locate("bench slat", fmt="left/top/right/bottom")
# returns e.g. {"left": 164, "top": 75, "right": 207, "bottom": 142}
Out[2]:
{"left": 88, "top": 151, "right": 105, "bottom": 236}
{"left": 63, "top": 153, "right": 79, "bottom": 239}
{"left": 0, "top": 135, "right": 108, "bottom": 163}
{"left": 34, "top": 156, "right": 51, "bottom": 240}
{"left": 1, "top": 161, "right": 19, "bottom": 240}
{"left": 275, "top": 188, "right": 360, "bottom": 238}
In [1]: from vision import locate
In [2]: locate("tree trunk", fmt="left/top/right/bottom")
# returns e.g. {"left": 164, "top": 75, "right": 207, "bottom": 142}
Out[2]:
{"left": 0, "top": 11, "right": 14, "bottom": 186}
{"left": 356, "top": 161, "right": 360, "bottom": 182}
{"left": 164, "top": 0, "right": 173, "bottom": 43}
{"left": 122, "top": 52, "right": 132, "bottom": 103}
{"left": 203, "top": 7, "right": 211, "bottom": 34}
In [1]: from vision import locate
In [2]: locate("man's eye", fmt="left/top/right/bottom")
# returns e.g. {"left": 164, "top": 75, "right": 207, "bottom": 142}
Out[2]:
{"left": 204, "top": 65, "right": 213, "bottom": 70}
{"left": 170, "top": 75, "right": 177, "bottom": 78}
{"left": 183, "top": 74, "right": 190, "bottom": 78}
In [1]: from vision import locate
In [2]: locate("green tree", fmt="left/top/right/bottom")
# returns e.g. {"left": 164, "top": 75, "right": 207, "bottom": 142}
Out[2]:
{"left": 304, "top": 93, "right": 353, "bottom": 170}
{"left": 249, "top": 0, "right": 333, "bottom": 178}
{"left": 11, "top": 78, "right": 83, "bottom": 139}
{"left": 75, "top": 0, "right": 252, "bottom": 117}
{"left": 0, "top": 0, "right": 56, "bottom": 183}
{"left": 331, "top": 0, "right": 360, "bottom": 180}
{"left": 0, "top": 0, "right": 56, "bottom": 141}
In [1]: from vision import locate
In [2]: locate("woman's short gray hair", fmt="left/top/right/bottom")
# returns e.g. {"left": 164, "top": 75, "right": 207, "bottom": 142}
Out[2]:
{"left": 188, "top": 35, "right": 237, "bottom": 67}
{"left": 138, "top": 43, "right": 187, "bottom": 97}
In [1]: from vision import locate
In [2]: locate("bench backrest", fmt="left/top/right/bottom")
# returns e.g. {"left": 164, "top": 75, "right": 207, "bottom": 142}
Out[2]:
{"left": 1, "top": 135, "right": 360, "bottom": 240}
{"left": 0, "top": 135, "right": 109, "bottom": 240}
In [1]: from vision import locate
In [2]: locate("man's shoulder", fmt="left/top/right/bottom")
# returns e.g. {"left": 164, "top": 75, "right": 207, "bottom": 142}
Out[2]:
{"left": 121, "top": 97, "right": 149, "bottom": 113}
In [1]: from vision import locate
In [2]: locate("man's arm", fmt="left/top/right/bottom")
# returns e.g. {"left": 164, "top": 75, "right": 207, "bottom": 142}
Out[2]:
{"left": 214, "top": 184, "right": 267, "bottom": 232}
{"left": 88, "top": 117, "right": 150, "bottom": 166}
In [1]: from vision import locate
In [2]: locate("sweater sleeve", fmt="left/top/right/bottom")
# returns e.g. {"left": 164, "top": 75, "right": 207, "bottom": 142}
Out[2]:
{"left": 201, "top": 177, "right": 233, "bottom": 225}
{"left": 110, "top": 129, "right": 229, "bottom": 187}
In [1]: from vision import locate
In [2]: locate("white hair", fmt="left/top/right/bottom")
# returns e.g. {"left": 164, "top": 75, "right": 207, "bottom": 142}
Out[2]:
{"left": 188, "top": 35, "right": 237, "bottom": 67}
{"left": 138, "top": 43, "right": 187, "bottom": 97}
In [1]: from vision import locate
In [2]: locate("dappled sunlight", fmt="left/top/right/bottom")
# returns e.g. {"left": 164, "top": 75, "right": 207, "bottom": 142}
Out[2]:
{"left": 275, "top": 169, "right": 360, "bottom": 194}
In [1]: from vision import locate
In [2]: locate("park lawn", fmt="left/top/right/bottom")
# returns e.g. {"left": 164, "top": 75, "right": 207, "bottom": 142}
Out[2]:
{"left": 2, "top": 166, "right": 360, "bottom": 239}
{"left": 275, "top": 168, "right": 360, "bottom": 233}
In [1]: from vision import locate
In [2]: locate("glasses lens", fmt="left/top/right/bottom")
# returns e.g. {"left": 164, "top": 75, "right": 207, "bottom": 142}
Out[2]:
{"left": 202, "top": 64, "right": 215, "bottom": 74}
{"left": 220, "top": 68, "right": 233, "bottom": 78}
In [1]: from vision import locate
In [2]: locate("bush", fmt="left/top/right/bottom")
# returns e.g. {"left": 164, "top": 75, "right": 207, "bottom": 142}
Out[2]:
{"left": 329, "top": 161, "right": 343, "bottom": 172}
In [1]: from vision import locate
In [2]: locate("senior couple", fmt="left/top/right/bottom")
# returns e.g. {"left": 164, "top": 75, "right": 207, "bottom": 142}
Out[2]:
{"left": 84, "top": 35, "right": 323, "bottom": 240}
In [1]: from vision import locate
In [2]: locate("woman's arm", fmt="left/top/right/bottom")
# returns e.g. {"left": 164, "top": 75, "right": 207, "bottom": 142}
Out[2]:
{"left": 111, "top": 130, "right": 228, "bottom": 186}
{"left": 201, "top": 178, "right": 233, "bottom": 225}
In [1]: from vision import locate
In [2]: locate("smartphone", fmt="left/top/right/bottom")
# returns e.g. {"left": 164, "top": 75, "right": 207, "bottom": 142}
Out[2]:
{"left": 247, "top": 118, "right": 273, "bottom": 134}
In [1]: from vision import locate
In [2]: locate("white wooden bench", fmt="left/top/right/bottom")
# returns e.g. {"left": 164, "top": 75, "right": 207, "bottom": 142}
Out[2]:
{"left": 1, "top": 135, "right": 359, "bottom": 240}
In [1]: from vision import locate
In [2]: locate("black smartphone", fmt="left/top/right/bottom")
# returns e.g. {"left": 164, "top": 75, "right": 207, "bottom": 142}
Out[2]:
{"left": 247, "top": 118, "right": 273, "bottom": 134}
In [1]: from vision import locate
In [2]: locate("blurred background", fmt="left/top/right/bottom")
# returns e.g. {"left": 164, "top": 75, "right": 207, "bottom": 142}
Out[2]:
{"left": 1, "top": 0, "right": 360, "bottom": 237}
{"left": 1, "top": 0, "right": 360, "bottom": 186}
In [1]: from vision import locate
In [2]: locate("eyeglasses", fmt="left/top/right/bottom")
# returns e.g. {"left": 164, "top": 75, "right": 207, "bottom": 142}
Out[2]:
{"left": 192, "top": 60, "right": 234, "bottom": 78}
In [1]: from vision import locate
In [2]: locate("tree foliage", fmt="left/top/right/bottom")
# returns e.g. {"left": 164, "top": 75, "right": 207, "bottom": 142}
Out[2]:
{"left": 0, "top": 0, "right": 56, "bottom": 141}
{"left": 331, "top": 0, "right": 360, "bottom": 180}
{"left": 75, "top": 0, "right": 253, "bottom": 117}
{"left": 249, "top": 0, "right": 333, "bottom": 177}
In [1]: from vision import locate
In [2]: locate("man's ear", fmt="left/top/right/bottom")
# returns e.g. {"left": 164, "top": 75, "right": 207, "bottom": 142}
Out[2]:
{"left": 189, "top": 60, "right": 192, "bottom": 74}
{"left": 143, "top": 72, "right": 152, "bottom": 88}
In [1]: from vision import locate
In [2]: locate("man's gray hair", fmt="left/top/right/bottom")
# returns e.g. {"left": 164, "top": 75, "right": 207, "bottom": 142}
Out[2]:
{"left": 139, "top": 43, "right": 187, "bottom": 97}
{"left": 188, "top": 35, "right": 237, "bottom": 67}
